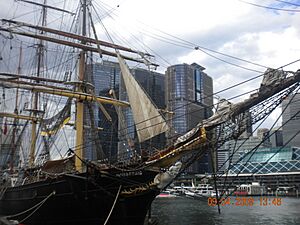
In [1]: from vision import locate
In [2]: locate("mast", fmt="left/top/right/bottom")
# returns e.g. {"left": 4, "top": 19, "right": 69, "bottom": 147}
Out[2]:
{"left": 75, "top": 0, "right": 87, "bottom": 172}
{"left": 9, "top": 43, "right": 22, "bottom": 173}
{"left": 29, "top": 0, "right": 47, "bottom": 167}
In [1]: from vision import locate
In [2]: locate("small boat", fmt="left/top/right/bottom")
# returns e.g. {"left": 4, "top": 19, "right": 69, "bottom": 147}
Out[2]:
{"left": 156, "top": 190, "right": 177, "bottom": 198}
{"left": 185, "top": 184, "right": 216, "bottom": 199}
{"left": 234, "top": 182, "right": 265, "bottom": 196}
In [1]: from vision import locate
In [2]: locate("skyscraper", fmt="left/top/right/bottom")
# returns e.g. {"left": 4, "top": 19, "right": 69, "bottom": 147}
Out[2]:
{"left": 85, "top": 61, "right": 121, "bottom": 161}
{"left": 119, "top": 68, "right": 166, "bottom": 158}
{"left": 282, "top": 93, "right": 300, "bottom": 148}
{"left": 88, "top": 62, "right": 166, "bottom": 161}
{"left": 217, "top": 110, "right": 253, "bottom": 172}
{"left": 87, "top": 61, "right": 121, "bottom": 121}
{"left": 165, "top": 63, "right": 213, "bottom": 173}
{"left": 269, "top": 127, "right": 283, "bottom": 147}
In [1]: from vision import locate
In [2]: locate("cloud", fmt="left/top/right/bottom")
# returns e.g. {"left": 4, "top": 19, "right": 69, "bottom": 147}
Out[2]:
{"left": 107, "top": 0, "right": 300, "bottom": 131}
{"left": 2, "top": 0, "right": 300, "bottom": 134}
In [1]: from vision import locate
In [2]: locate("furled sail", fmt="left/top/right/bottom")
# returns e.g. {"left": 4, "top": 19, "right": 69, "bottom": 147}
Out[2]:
{"left": 117, "top": 54, "right": 169, "bottom": 142}
{"left": 41, "top": 98, "right": 72, "bottom": 136}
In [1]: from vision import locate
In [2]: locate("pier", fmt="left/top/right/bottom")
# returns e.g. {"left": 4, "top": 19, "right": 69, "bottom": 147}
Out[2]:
{"left": 175, "top": 171, "right": 300, "bottom": 196}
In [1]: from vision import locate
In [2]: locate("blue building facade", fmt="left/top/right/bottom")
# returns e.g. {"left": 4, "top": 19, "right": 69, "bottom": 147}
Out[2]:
{"left": 165, "top": 63, "right": 213, "bottom": 173}
{"left": 230, "top": 147, "right": 300, "bottom": 174}
{"left": 85, "top": 61, "right": 121, "bottom": 161}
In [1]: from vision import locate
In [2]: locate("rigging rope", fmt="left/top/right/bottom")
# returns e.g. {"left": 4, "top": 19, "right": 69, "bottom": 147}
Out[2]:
{"left": 6, "top": 191, "right": 55, "bottom": 223}
{"left": 103, "top": 185, "right": 122, "bottom": 225}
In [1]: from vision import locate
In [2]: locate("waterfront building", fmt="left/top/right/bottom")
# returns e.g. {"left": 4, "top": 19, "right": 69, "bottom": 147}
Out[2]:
{"left": 165, "top": 63, "right": 213, "bottom": 173}
{"left": 282, "top": 93, "right": 300, "bottom": 148}
{"left": 217, "top": 136, "right": 272, "bottom": 172}
{"left": 229, "top": 146, "right": 300, "bottom": 174}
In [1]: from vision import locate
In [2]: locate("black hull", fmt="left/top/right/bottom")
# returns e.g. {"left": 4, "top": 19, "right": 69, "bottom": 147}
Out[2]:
{"left": 0, "top": 170, "right": 159, "bottom": 225}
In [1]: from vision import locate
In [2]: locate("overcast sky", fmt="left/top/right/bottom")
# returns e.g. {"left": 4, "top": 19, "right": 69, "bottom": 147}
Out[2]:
{"left": 100, "top": 0, "right": 300, "bottom": 85}
{"left": 98, "top": 0, "right": 300, "bottom": 129}
{"left": 1, "top": 0, "right": 300, "bottom": 130}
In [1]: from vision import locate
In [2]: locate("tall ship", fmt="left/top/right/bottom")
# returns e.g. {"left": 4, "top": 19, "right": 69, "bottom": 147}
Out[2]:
{"left": 1, "top": 1, "right": 300, "bottom": 225}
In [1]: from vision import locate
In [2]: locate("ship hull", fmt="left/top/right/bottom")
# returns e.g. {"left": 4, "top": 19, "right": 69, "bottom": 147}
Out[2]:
{"left": 0, "top": 169, "right": 159, "bottom": 225}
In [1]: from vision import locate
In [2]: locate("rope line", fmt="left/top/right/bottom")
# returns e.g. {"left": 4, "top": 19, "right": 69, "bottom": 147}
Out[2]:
{"left": 103, "top": 185, "right": 122, "bottom": 225}
{"left": 7, "top": 191, "right": 55, "bottom": 223}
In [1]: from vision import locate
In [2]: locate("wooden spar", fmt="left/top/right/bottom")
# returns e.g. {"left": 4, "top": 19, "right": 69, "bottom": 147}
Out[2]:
{"left": 0, "top": 112, "right": 104, "bottom": 130}
{"left": 1, "top": 19, "right": 153, "bottom": 57}
{"left": 0, "top": 77, "right": 73, "bottom": 91}
{"left": 0, "top": 112, "right": 41, "bottom": 122}
{"left": 0, "top": 72, "right": 66, "bottom": 84}
{"left": 0, "top": 27, "right": 159, "bottom": 67}
{"left": 16, "top": 0, "right": 74, "bottom": 15}
{"left": 0, "top": 80, "right": 130, "bottom": 107}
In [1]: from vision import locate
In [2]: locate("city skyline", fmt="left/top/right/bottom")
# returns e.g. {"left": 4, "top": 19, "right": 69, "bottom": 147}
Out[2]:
{"left": 1, "top": 0, "right": 300, "bottom": 102}
{"left": 1, "top": 0, "right": 300, "bottom": 168}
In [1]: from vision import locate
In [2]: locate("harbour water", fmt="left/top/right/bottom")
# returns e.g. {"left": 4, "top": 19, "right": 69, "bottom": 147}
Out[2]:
{"left": 151, "top": 197, "right": 300, "bottom": 225}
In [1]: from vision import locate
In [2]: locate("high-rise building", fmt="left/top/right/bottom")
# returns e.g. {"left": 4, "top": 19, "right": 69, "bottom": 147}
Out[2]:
{"left": 217, "top": 110, "right": 253, "bottom": 172}
{"left": 119, "top": 68, "right": 166, "bottom": 158}
{"left": 165, "top": 63, "right": 213, "bottom": 173}
{"left": 257, "top": 128, "right": 270, "bottom": 141}
{"left": 269, "top": 127, "right": 283, "bottom": 147}
{"left": 239, "top": 110, "right": 253, "bottom": 139}
{"left": 85, "top": 61, "right": 121, "bottom": 161}
{"left": 88, "top": 62, "right": 166, "bottom": 161}
{"left": 87, "top": 61, "right": 121, "bottom": 122}
{"left": 282, "top": 93, "right": 300, "bottom": 148}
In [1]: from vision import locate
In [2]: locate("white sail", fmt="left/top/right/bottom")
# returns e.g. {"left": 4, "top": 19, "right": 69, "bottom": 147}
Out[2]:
{"left": 117, "top": 54, "right": 169, "bottom": 142}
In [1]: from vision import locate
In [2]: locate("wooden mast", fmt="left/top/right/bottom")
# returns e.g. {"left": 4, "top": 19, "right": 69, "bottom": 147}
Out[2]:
{"left": 0, "top": 0, "right": 158, "bottom": 170}
{"left": 29, "top": 0, "right": 47, "bottom": 168}
{"left": 0, "top": 72, "right": 66, "bottom": 84}
{"left": 9, "top": 43, "right": 22, "bottom": 173}
{"left": 75, "top": 0, "right": 87, "bottom": 172}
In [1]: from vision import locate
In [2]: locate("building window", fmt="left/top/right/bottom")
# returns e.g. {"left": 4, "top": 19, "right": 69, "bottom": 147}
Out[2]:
{"left": 195, "top": 69, "right": 202, "bottom": 103}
